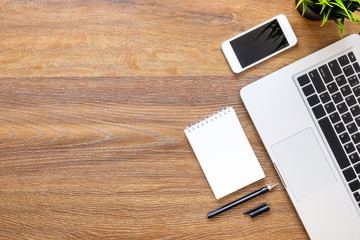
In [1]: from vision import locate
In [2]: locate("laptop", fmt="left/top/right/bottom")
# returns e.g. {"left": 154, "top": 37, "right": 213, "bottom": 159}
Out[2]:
{"left": 241, "top": 34, "right": 360, "bottom": 240}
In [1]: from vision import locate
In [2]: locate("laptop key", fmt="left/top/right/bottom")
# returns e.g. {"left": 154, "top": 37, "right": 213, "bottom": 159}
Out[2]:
{"left": 319, "top": 92, "right": 331, "bottom": 103}
{"left": 355, "top": 162, "right": 360, "bottom": 174}
{"left": 356, "top": 116, "right": 360, "bottom": 127}
{"left": 297, "top": 74, "right": 310, "bottom": 86}
{"left": 348, "top": 75, "right": 359, "bottom": 87}
{"left": 329, "top": 112, "right": 341, "bottom": 123}
{"left": 353, "top": 86, "right": 360, "bottom": 96}
{"left": 335, "top": 75, "right": 347, "bottom": 86}
{"left": 341, "top": 112, "right": 353, "bottom": 124}
{"left": 349, "top": 152, "right": 360, "bottom": 164}
{"left": 318, "top": 64, "right": 333, "bottom": 83}
{"left": 309, "top": 69, "right": 326, "bottom": 93}
{"left": 339, "top": 132, "right": 350, "bottom": 143}
{"left": 340, "top": 85, "right": 352, "bottom": 97}
{"left": 347, "top": 122, "right": 357, "bottom": 134}
{"left": 307, "top": 94, "right": 320, "bottom": 106}
{"left": 324, "top": 102, "right": 336, "bottom": 113}
{"left": 318, "top": 117, "right": 350, "bottom": 169}
{"left": 337, "top": 102, "right": 348, "bottom": 114}
{"left": 334, "top": 122, "right": 346, "bottom": 133}
{"left": 312, "top": 105, "right": 326, "bottom": 119}
{"left": 339, "top": 54, "right": 350, "bottom": 66}
{"left": 327, "top": 82, "right": 338, "bottom": 94}
{"left": 343, "top": 65, "right": 355, "bottom": 77}
{"left": 302, "top": 84, "right": 315, "bottom": 96}
{"left": 354, "top": 62, "right": 360, "bottom": 73}
{"left": 350, "top": 105, "right": 360, "bottom": 117}
{"left": 349, "top": 179, "right": 360, "bottom": 192}
{"left": 352, "top": 132, "right": 360, "bottom": 144}
{"left": 345, "top": 95, "right": 357, "bottom": 107}
{"left": 343, "top": 167, "right": 357, "bottom": 182}
{"left": 348, "top": 52, "right": 356, "bottom": 62}
{"left": 329, "top": 60, "right": 342, "bottom": 76}
{"left": 332, "top": 92, "right": 343, "bottom": 104}
{"left": 354, "top": 192, "right": 360, "bottom": 202}
{"left": 344, "top": 142, "right": 355, "bottom": 154}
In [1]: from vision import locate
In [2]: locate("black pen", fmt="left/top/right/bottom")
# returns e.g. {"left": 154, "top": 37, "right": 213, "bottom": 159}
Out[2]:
{"left": 207, "top": 184, "right": 278, "bottom": 218}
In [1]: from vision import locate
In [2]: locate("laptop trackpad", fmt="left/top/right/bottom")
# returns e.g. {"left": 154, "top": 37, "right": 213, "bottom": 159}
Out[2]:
{"left": 272, "top": 128, "right": 337, "bottom": 201}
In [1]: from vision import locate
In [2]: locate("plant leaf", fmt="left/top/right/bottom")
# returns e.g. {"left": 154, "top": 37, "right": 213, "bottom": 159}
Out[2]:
{"left": 321, "top": 7, "right": 332, "bottom": 26}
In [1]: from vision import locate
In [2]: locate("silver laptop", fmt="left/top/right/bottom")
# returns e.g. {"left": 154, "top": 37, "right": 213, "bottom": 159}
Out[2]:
{"left": 241, "top": 34, "right": 360, "bottom": 240}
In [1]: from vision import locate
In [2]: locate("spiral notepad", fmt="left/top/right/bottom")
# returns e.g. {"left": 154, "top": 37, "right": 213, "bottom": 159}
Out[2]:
{"left": 185, "top": 107, "right": 265, "bottom": 199}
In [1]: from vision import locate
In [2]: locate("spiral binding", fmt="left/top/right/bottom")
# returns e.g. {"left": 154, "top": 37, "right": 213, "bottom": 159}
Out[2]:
{"left": 186, "top": 107, "right": 232, "bottom": 133}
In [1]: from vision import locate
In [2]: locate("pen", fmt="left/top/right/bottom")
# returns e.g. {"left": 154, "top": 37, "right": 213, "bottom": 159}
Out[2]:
{"left": 207, "top": 183, "right": 278, "bottom": 218}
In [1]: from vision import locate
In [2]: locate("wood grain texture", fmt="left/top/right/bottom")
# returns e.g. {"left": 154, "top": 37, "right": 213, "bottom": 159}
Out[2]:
{"left": 0, "top": 0, "right": 359, "bottom": 239}
{"left": 0, "top": 0, "right": 358, "bottom": 78}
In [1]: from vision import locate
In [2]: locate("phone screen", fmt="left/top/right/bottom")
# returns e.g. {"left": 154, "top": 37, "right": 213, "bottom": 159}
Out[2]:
{"left": 230, "top": 19, "right": 289, "bottom": 68}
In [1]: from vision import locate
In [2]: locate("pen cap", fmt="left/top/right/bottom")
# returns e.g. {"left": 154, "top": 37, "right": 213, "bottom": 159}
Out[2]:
{"left": 244, "top": 203, "right": 270, "bottom": 218}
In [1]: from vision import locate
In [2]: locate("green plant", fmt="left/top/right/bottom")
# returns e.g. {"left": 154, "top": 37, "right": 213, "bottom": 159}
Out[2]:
{"left": 296, "top": 0, "right": 360, "bottom": 36}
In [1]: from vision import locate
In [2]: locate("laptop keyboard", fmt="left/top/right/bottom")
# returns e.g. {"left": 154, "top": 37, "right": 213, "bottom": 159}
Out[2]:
{"left": 297, "top": 51, "right": 360, "bottom": 208}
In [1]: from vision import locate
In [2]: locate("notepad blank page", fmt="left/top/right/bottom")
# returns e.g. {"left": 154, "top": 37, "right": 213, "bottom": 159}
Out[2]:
{"left": 185, "top": 108, "right": 265, "bottom": 199}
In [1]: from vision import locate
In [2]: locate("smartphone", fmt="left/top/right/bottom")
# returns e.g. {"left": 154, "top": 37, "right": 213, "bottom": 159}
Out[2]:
{"left": 221, "top": 14, "right": 297, "bottom": 74}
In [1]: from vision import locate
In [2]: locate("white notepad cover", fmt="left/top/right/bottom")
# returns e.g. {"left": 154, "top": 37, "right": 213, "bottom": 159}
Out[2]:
{"left": 185, "top": 107, "right": 265, "bottom": 199}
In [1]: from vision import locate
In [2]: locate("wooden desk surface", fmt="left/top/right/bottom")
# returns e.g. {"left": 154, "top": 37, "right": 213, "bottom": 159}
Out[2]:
{"left": 1, "top": 1, "right": 359, "bottom": 239}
